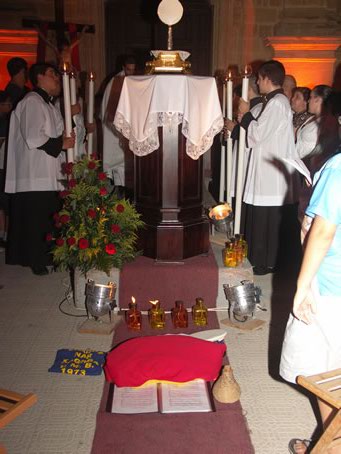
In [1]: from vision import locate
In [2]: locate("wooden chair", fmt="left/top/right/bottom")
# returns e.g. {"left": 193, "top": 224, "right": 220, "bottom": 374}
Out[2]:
{"left": 297, "top": 369, "right": 341, "bottom": 454}
{"left": 0, "top": 389, "right": 37, "bottom": 429}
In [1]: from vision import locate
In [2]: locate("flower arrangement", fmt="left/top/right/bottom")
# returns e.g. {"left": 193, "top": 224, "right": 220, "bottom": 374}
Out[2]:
{"left": 49, "top": 155, "right": 144, "bottom": 275}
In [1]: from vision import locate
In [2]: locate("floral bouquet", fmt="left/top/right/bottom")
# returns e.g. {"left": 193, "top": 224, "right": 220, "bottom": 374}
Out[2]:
{"left": 49, "top": 155, "right": 144, "bottom": 275}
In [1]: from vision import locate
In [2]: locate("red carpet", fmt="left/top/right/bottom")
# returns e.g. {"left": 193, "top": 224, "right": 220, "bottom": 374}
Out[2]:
{"left": 91, "top": 250, "right": 254, "bottom": 454}
{"left": 118, "top": 247, "right": 219, "bottom": 310}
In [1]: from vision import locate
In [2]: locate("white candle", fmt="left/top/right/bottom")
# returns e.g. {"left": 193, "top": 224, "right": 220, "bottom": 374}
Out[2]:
{"left": 87, "top": 72, "right": 95, "bottom": 156}
{"left": 234, "top": 66, "right": 250, "bottom": 234}
{"left": 227, "top": 72, "right": 233, "bottom": 121}
{"left": 62, "top": 64, "right": 74, "bottom": 163}
{"left": 219, "top": 81, "right": 226, "bottom": 202}
{"left": 70, "top": 73, "right": 78, "bottom": 160}
{"left": 222, "top": 81, "right": 226, "bottom": 117}
{"left": 226, "top": 71, "right": 233, "bottom": 203}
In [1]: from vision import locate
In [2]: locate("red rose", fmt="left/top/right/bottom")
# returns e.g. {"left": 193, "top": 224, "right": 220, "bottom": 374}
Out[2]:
{"left": 90, "top": 153, "right": 98, "bottom": 160}
{"left": 62, "top": 162, "right": 74, "bottom": 175}
{"left": 105, "top": 243, "right": 116, "bottom": 255}
{"left": 68, "top": 179, "right": 77, "bottom": 188}
{"left": 46, "top": 233, "right": 53, "bottom": 242}
{"left": 111, "top": 224, "right": 121, "bottom": 234}
{"left": 98, "top": 172, "right": 107, "bottom": 181}
{"left": 87, "top": 161, "right": 96, "bottom": 170}
{"left": 56, "top": 238, "right": 64, "bottom": 246}
{"left": 116, "top": 204, "right": 125, "bottom": 213}
{"left": 87, "top": 208, "right": 96, "bottom": 219}
{"left": 59, "top": 190, "right": 70, "bottom": 199}
{"left": 67, "top": 237, "right": 76, "bottom": 246}
{"left": 60, "top": 214, "right": 70, "bottom": 224}
{"left": 78, "top": 238, "right": 89, "bottom": 249}
{"left": 53, "top": 212, "right": 60, "bottom": 222}
{"left": 99, "top": 187, "right": 108, "bottom": 196}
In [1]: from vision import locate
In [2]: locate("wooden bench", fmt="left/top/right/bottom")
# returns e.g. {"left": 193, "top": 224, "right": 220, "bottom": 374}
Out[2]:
{"left": 297, "top": 369, "right": 341, "bottom": 454}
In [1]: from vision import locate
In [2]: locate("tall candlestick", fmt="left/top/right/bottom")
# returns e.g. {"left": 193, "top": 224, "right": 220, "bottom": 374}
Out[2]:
{"left": 87, "top": 72, "right": 95, "bottom": 156}
{"left": 234, "top": 65, "right": 251, "bottom": 234}
{"left": 70, "top": 72, "right": 78, "bottom": 160}
{"left": 62, "top": 63, "right": 74, "bottom": 163}
{"left": 226, "top": 71, "right": 233, "bottom": 203}
{"left": 219, "top": 81, "right": 226, "bottom": 202}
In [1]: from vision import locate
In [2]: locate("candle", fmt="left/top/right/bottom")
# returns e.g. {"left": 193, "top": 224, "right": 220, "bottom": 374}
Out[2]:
{"left": 222, "top": 81, "right": 226, "bottom": 118}
{"left": 226, "top": 71, "right": 233, "bottom": 121}
{"left": 87, "top": 72, "right": 95, "bottom": 156}
{"left": 62, "top": 63, "right": 74, "bottom": 163}
{"left": 219, "top": 78, "right": 226, "bottom": 202}
{"left": 234, "top": 65, "right": 251, "bottom": 234}
{"left": 70, "top": 72, "right": 78, "bottom": 160}
{"left": 226, "top": 71, "right": 233, "bottom": 203}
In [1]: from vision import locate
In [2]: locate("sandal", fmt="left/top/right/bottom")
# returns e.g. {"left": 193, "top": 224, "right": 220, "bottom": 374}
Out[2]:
{"left": 288, "top": 438, "right": 311, "bottom": 454}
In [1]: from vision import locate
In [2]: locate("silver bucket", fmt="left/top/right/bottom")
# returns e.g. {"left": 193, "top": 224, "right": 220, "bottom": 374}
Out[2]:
{"left": 85, "top": 279, "right": 117, "bottom": 318}
{"left": 223, "top": 280, "right": 257, "bottom": 319}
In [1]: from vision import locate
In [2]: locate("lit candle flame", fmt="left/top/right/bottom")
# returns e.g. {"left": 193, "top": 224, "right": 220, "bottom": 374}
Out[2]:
{"left": 228, "top": 70, "right": 232, "bottom": 79}
{"left": 131, "top": 296, "right": 136, "bottom": 304}
{"left": 149, "top": 299, "right": 159, "bottom": 306}
{"left": 89, "top": 71, "right": 95, "bottom": 81}
{"left": 63, "top": 62, "right": 67, "bottom": 73}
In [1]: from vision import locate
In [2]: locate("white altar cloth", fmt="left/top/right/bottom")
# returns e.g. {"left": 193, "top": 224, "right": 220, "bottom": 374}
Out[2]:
{"left": 113, "top": 75, "right": 223, "bottom": 160}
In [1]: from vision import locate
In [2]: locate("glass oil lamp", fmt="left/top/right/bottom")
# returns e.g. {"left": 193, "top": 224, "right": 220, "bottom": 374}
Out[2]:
{"left": 125, "top": 296, "right": 142, "bottom": 331}
{"left": 222, "top": 241, "right": 237, "bottom": 268}
{"left": 172, "top": 300, "right": 188, "bottom": 329}
{"left": 192, "top": 297, "right": 208, "bottom": 326}
{"left": 148, "top": 300, "right": 166, "bottom": 329}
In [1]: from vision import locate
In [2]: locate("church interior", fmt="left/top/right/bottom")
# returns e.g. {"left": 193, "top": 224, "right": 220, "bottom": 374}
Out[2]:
{"left": 0, "top": 1, "right": 341, "bottom": 453}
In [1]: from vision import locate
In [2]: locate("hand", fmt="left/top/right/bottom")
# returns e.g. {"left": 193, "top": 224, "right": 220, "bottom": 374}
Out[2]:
{"left": 86, "top": 122, "right": 96, "bottom": 133}
{"left": 225, "top": 119, "right": 236, "bottom": 132}
{"left": 293, "top": 287, "right": 317, "bottom": 324}
{"left": 238, "top": 98, "right": 250, "bottom": 115}
{"left": 71, "top": 103, "right": 81, "bottom": 116}
{"left": 63, "top": 131, "right": 76, "bottom": 149}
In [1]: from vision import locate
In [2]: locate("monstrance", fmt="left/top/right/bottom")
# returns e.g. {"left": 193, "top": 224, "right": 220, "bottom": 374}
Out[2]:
{"left": 146, "top": 0, "right": 191, "bottom": 74}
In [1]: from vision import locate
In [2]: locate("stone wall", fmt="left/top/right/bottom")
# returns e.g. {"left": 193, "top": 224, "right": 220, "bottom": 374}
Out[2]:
{"left": 210, "top": 0, "right": 341, "bottom": 83}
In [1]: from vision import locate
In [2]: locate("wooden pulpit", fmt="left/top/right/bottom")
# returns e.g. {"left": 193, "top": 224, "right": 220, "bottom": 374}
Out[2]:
{"left": 115, "top": 74, "right": 223, "bottom": 262}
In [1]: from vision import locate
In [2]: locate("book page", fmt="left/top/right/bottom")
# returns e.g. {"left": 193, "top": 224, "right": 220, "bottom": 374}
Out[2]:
{"left": 159, "top": 379, "right": 213, "bottom": 414}
{"left": 282, "top": 157, "right": 312, "bottom": 185}
{"left": 111, "top": 384, "right": 158, "bottom": 414}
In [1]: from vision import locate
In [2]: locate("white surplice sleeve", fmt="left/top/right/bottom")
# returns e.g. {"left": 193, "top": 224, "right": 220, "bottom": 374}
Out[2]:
{"left": 20, "top": 96, "right": 52, "bottom": 150}
{"left": 296, "top": 120, "right": 318, "bottom": 159}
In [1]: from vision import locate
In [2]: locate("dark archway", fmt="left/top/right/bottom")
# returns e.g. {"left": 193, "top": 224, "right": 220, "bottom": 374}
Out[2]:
{"left": 105, "top": 0, "right": 213, "bottom": 77}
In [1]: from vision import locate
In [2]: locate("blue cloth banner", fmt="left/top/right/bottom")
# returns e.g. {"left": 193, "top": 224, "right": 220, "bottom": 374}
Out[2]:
{"left": 49, "top": 349, "right": 106, "bottom": 376}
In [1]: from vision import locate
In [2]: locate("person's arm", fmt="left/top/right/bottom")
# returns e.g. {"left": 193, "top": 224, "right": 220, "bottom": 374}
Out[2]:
{"left": 69, "top": 25, "right": 89, "bottom": 50}
{"left": 293, "top": 214, "right": 336, "bottom": 324}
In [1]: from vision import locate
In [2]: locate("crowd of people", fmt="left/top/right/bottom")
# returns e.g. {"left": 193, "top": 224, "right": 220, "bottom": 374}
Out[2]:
{"left": 224, "top": 61, "right": 341, "bottom": 453}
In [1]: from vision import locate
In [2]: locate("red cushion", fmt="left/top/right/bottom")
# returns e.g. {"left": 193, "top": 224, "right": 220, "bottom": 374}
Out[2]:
{"left": 104, "top": 335, "right": 226, "bottom": 387}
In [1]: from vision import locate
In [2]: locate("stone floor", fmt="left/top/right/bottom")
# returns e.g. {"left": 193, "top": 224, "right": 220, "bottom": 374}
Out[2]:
{"left": 0, "top": 247, "right": 318, "bottom": 454}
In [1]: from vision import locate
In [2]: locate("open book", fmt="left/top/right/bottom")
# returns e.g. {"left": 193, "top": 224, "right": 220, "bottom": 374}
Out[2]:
{"left": 110, "top": 379, "right": 214, "bottom": 414}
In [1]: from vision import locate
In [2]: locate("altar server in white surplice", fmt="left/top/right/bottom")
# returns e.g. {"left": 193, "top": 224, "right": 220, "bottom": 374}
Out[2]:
{"left": 237, "top": 60, "right": 300, "bottom": 275}
{"left": 5, "top": 62, "right": 75, "bottom": 275}
{"left": 100, "top": 56, "right": 136, "bottom": 192}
